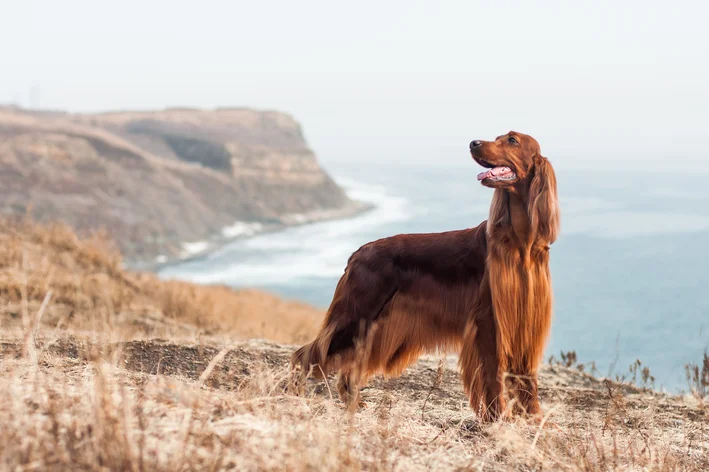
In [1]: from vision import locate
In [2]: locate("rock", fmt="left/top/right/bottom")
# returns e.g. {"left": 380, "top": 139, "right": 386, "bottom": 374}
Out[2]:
{"left": 0, "top": 106, "right": 363, "bottom": 265}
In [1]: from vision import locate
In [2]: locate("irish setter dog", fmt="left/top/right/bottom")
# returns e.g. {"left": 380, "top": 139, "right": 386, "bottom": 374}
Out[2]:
{"left": 292, "top": 131, "right": 560, "bottom": 421}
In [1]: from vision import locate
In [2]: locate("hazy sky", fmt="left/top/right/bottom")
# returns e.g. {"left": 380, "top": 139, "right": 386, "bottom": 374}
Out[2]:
{"left": 2, "top": 0, "right": 708, "bottom": 170}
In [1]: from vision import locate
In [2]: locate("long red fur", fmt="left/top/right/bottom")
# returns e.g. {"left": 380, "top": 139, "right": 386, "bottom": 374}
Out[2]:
{"left": 291, "top": 131, "right": 560, "bottom": 421}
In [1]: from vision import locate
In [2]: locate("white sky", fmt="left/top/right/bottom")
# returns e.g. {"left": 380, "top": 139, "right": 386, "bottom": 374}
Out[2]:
{"left": 2, "top": 0, "right": 708, "bottom": 170}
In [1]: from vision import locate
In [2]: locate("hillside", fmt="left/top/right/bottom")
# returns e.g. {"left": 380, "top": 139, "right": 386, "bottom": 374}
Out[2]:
{"left": 0, "top": 106, "right": 365, "bottom": 266}
{"left": 0, "top": 219, "right": 708, "bottom": 471}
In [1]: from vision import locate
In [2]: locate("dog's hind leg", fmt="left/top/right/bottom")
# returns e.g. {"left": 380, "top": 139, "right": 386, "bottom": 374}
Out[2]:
{"left": 336, "top": 370, "right": 365, "bottom": 411}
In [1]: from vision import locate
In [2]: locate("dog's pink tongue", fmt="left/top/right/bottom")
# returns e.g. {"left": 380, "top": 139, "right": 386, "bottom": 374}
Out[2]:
{"left": 477, "top": 166, "right": 511, "bottom": 181}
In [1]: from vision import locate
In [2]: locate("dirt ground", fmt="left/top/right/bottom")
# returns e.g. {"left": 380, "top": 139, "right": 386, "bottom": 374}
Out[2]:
{"left": 1, "top": 335, "right": 707, "bottom": 471}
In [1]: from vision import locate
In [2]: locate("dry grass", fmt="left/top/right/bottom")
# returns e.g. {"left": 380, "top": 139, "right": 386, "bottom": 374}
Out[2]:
{"left": 0, "top": 217, "right": 322, "bottom": 344}
{"left": 1, "top": 219, "right": 708, "bottom": 471}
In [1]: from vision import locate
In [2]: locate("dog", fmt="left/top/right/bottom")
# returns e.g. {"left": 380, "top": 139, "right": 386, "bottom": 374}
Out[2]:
{"left": 292, "top": 132, "right": 560, "bottom": 421}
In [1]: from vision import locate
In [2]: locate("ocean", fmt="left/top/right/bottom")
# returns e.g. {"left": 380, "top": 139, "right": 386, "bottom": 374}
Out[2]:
{"left": 159, "top": 160, "right": 709, "bottom": 392}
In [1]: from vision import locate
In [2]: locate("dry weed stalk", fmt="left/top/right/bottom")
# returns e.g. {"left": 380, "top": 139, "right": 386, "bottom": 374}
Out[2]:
{"left": 685, "top": 351, "right": 709, "bottom": 403}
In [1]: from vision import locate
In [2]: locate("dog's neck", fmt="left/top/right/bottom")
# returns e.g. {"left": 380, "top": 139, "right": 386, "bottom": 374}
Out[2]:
{"left": 507, "top": 191, "right": 532, "bottom": 244}
{"left": 489, "top": 184, "right": 535, "bottom": 247}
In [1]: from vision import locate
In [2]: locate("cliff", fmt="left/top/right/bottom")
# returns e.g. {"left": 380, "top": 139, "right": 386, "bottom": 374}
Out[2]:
{"left": 0, "top": 106, "right": 364, "bottom": 265}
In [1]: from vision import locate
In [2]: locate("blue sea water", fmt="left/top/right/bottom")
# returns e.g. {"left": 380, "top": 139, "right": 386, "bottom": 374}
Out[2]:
{"left": 159, "top": 161, "right": 709, "bottom": 392}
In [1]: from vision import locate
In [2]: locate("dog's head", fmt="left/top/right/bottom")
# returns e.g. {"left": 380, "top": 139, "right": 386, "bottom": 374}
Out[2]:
{"left": 469, "top": 131, "right": 542, "bottom": 190}
{"left": 471, "top": 131, "right": 559, "bottom": 243}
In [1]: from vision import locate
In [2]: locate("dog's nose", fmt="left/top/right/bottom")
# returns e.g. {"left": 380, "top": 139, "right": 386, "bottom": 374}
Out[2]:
{"left": 470, "top": 140, "right": 482, "bottom": 150}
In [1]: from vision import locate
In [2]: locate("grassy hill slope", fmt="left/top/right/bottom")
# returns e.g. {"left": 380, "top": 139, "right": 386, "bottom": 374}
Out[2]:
{"left": 0, "top": 219, "right": 707, "bottom": 471}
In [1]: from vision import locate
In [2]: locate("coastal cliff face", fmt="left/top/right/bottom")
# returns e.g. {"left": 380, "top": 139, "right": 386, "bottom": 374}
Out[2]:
{"left": 0, "top": 107, "right": 359, "bottom": 264}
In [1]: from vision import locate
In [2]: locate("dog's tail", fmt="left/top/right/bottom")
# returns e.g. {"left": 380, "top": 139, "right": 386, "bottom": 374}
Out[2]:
{"left": 291, "top": 274, "right": 350, "bottom": 379}
{"left": 290, "top": 330, "right": 332, "bottom": 379}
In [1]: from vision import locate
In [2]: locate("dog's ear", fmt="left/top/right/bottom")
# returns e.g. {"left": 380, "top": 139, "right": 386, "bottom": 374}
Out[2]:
{"left": 527, "top": 155, "right": 560, "bottom": 244}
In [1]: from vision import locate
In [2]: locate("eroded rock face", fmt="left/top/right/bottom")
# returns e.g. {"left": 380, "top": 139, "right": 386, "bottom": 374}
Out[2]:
{"left": 0, "top": 107, "right": 358, "bottom": 263}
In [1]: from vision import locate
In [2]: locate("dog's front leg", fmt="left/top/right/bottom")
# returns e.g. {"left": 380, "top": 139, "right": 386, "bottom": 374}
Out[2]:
{"left": 460, "top": 308, "right": 505, "bottom": 422}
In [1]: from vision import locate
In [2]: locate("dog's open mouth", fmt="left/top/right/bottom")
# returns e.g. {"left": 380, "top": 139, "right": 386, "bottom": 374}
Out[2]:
{"left": 477, "top": 163, "right": 517, "bottom": 182}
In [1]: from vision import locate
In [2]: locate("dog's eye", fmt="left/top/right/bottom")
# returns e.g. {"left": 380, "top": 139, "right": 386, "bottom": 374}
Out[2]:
{"left": 508, "top": 136, "right": 518, "bottom": 145}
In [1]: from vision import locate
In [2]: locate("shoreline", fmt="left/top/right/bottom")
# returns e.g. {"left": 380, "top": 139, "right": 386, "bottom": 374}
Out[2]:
{"left": 126, "top": 199, "right": 375, "bottom": 274}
